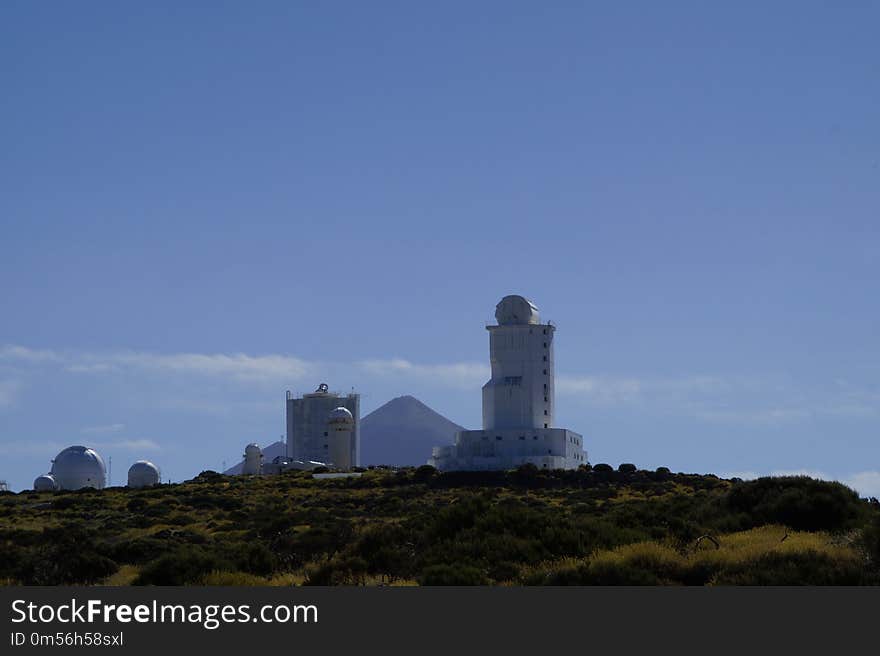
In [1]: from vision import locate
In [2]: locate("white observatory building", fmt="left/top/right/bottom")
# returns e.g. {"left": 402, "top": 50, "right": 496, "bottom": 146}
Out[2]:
{"left": 286, "top": 383, "right": 360, "bottom": 468}
{"left": 429, "top": 295, "right": 587, "bottom": 471}
{"left": 49, "top": 445, "right": 107, "bottom": 490}
{"left": 242, "top": 443, "right": 263, "bottom": 476}
{"left": 127, "top": 460, "right": 161, "bottom": 488}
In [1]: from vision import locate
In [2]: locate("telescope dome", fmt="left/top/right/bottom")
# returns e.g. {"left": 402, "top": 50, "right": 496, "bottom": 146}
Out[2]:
{"left": 127, "top": 460, "right": 161, "bottom": 488}
{"left": 327, "top": 407, "right": 354, "bottom": 430}
{"left": 50, "top": 445, "right": 106, "bottom": 490}
{"left": 33, "top": 474, "right": 57, "bottom": 491}
{"left": 495, "top": 295, "right": 540, "bottom": 325}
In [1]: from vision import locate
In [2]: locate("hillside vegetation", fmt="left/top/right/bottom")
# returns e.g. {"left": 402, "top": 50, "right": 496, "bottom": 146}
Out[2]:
{"left": 1, "top": 465, "right": 878, "bottom": 586}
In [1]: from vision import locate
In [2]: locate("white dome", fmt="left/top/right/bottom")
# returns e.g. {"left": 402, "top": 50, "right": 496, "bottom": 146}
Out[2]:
{"left": 327, "top": 406, "right": 354, "bottom": 427}
{"left": 127, "top": 460, "right": 161, "bottom": 488}
{"left": 245, "top": 443, "right": 262, "bottom": 454}
{"left": 50, "top": 445, "right": 106, "bottom": 490}
{"left": 495, "top": 295, "right": 540, "bottom": 325}
{"left": 34, "top": 474, "right": 57, "bottom": 491}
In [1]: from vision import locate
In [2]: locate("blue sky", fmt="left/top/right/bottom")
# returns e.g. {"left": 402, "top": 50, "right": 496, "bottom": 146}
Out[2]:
{"left": 1, "top": 2, "right": 878, "bottom": 494}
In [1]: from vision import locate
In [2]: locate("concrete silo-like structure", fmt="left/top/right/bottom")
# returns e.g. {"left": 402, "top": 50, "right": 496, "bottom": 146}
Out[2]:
{"left": 286, "top": 383, "right": 360, "bottom": 467}
{"left": 242, "top": 443, "right": 263, "bottom": 476}
{"left": 327, "top": 407, "right": 355, "bottom": 470}
{"left": 127, "top": 460, "right": 161, "bottom": 488}
{"left": 50, "top": 446, "right": 107, "bottom": 490}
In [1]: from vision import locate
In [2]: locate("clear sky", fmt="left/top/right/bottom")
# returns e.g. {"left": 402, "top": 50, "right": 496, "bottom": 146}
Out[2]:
{"left": 1, "top": 2, "right": 878, "bottom": 494}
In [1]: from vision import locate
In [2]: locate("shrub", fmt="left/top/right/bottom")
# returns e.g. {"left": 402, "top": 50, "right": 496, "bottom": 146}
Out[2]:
{"left": 618, "top": 463, "right": 637, "bottom": 473}
{"left": 413, "top": 465, "right": 437, "bottom": 483}
{"left": 656, "top": 467, "right": 671, "bottom": 475}
{"left": 593, "top": 464, "right": 613, "bottom": 473}
{"left": 418, "top": 564, "right": 488, "bottom": 586}
{"left": 134, "top": 548, "right": 232, "bottom": 586}
{"left": 306, "top": 556, "right": 369, "bottom": 585}
{"left": 726, "top": 476, "right": 864, "bottom": 531}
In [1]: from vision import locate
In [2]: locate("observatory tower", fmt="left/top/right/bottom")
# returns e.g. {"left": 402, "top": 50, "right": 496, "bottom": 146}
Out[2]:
{"left": 327, "top": 406, "right": 355, "bottom": 470}
{"left": 286, "top": 383, "right": 360, "bottom": 466}
{"left": 429, "top": 295, "right": 587, "bottom": 471}
{"left": 242, "top": 443, "right": 263, "bottom": 476}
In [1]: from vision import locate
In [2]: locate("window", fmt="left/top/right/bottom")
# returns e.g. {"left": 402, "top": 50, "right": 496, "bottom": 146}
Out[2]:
{"left": 544, "top": 423, "right": 548, "bottom": 428}
{"left": 496, "top": 436, "right": 502, "bottom": 441}
{"left": 323, "top": 431, "right": 328, "bottom": 437}
{"left": 543, "top": 342, "right": 547, "bottom": 348}
{"left": 323, "top": 444, "right": 328, "bottom": 449}
{"left": 544, "top": 396, "right": 548, "bottom": 402}
{"left": 547, "top": 449, "right": 552, "bottom": 454}
{"left": 544, "top": 410, "right": 548, "bottom": 416}
{"left": 519, "top": 435, "right": 525, "bottom": 440}
{"left": 543, "top": 369, "right": 547, "bottom": 375}
{"left": 543, "top": 355, "right": 547, "bottom": 361}
{"left": 533, "top": 436, "right": 538, "bottom": 440}
{"left": 543, "top": 329, "right": 547, "bottom": 335}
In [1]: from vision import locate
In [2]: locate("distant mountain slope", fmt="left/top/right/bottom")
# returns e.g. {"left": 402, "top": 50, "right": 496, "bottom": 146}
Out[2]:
{"left": 360, "top": 395, "right": 463, "bottom": 466}
{"left": 224, "top": 440, "right": 285, "bottom": 475}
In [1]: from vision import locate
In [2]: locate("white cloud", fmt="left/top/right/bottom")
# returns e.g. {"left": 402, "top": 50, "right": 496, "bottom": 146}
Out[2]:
{"left": 2, "top": 344, "right": 879, "bottom": 427}
{"left": 556, "top": 375, "right": 642, "bottom": 403}
{"left": 81, "top": 423, "right": 126, "bottom": 435}
{"left": 0, "top": 438, "right": 162, "bottom": 457}
{"left": 92, "top": 439, "right": 162, "bottom": 452}
{"left": 358, "top": 358, "right": 488, "bottom": 389}
{"left": 2, "top": 344, "right": 311, "bottom": 383}
{"left": 0, "top": 345, "right": 60, "bottom": 363}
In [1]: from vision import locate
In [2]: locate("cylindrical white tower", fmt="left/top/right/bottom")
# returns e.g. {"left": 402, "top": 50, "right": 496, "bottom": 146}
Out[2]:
{"left": 128, "top": 460, "right": 161, "bottom": 488}
{"left": 50, "top": 446, "right": 107, "bottom": 490}
{"left": 327, "top": 407, "right": 354, "bottom": 470}
{"left": 242, "top": 443, "right": 263, "bottom": 476}
{"left": 34, "top": 474, "right": 58, "bottom": 491}
{"left": 481, "top": 295, "right": 555, "bottom": 430}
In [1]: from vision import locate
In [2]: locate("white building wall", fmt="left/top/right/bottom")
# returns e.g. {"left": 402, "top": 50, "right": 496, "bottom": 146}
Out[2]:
{"left": 329, "top": 428, "right": 353, "bottom": 470}
{"left": 482, "top": 323, "right": 555, "bottom": 430}
{"left": 429, "top": 428, "right": 586, "bottom": 471}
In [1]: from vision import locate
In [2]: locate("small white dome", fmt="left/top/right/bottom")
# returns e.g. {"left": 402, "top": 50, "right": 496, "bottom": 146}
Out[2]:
{"left": 34, "top": 474, "right": 57, "bottom": 491}
{"left": 128, "top": 460, "right": 161, "bottom": 488}
{"left": 50, "top": 446, "right": 106, "bottom": 490}
{"left": 495, "top": 295, "right": 540, "bottom": 325}
{"left": 245, "top": 443, "right": 262, "bottom": 454}
{"left": 328, "top": 406, "right": 354, "bottom": 425}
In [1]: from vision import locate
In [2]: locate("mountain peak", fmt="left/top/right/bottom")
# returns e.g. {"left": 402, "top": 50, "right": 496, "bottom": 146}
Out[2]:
{"left": 360, "top": 396, "right": 464, "bottom": 466}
